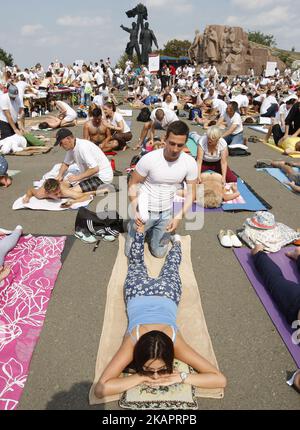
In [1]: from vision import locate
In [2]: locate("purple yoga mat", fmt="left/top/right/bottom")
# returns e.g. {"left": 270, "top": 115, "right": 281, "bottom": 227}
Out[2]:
{"left": 173, "top": 201, "right": 222, "bottom": 215}
{"left": 234, "top": 247, "right": 300, "bottom": 368}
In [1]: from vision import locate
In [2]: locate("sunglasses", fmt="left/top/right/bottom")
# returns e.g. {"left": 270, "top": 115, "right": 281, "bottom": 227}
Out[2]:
{"left": 141, "top": 367, "right": 170, "bottom": 377}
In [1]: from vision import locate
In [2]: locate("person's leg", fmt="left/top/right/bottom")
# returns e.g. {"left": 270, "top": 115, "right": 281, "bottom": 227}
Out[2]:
{"left": 0, "top": 226, "right": 22, "bottom": 268}
{"left": 264, "top": 125, "right": 273, "bottom": 143}
{"left": 225, "top": 166, "right": 238, "bottom": 183}
{"left": 137, "top": 122, "right": 152, "bottom": 148}
{"left": 272, "top": 124, "right": 284, "bottom": 146}
{"left": 223, "top": 135, "right": 233, "bottom": 146}
{"left": 125, "top": 217, "right": 154, "bottom": 257}
{"left": 148, "top": 211, "right": 172, "bottom": 259}
{"left": 101, "top": 140, "right": 119, "bottom": 152}
{"left": 159, "top": 240, "right": 182, "bottom": 298}
{"left": 252, "top": 248, "right": 300, "bottom": 324}
{"left": 230, "top": 133, "right": 244, "bottom": 146}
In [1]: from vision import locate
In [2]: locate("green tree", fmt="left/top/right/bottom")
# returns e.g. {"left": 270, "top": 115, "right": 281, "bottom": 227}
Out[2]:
{"left": 248, "top": 31, "right": 277, "bottom": 48}
{"left": 116, "top": 53, "right": 139, "bottom": 70}
{"left": 0, "top": 47, "right": 13, "bottom": 66}
{"left": 277, "top": 52, "right": 293, "bottom": 67}
{"left": 159, "top": 39, "right": 191, "bottom": 58}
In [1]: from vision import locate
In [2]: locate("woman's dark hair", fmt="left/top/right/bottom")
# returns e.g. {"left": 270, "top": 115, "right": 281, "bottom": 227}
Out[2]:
{"left": 134, "top": 331, "right": 174, "bottom": 375}
{"left": 92, "top": 108, "right": 102, "bottom": 118}
{"left": 166, "top": 120, "right": 189, "bottom": 141}
{"left": 39, "top": 122, "right": 50, "bottom": 129}
{"left": 104, "top": 101, "right": 116, "bottom": 112}
{"left": 46, "top": 71, "right": 52, "bottom": 78}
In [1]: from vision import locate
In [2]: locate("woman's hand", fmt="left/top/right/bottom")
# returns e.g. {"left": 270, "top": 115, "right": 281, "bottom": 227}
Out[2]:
{"left": 144, "top": 372, "right": 182, "bottom": 387}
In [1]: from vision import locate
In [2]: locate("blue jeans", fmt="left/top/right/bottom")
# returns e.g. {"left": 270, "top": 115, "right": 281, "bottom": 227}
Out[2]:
{"left": 125, "top": 210, "right": 172, "bottom": 258}
{"left": 224, "top": 132, "right": 244, "bottom": 146}
{"left": 253, "top": 252, "right": 300, "bottom": 325}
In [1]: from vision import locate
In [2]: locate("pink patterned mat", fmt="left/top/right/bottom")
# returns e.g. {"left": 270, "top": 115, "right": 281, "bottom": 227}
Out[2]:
{"left": 0, "top": 235, "right": 66, "bottom": 410}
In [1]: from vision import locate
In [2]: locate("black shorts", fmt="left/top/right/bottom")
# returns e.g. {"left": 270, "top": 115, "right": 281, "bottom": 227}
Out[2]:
{"left": 0, "top": 121, "right": 17, "bottom": 140}
{"left": 79, "top": 177, "right": 104, "bottom": 193}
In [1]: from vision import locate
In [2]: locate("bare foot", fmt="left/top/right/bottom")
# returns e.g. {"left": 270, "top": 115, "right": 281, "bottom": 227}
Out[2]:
{"left": 0, "top": 266, "right": 11, "bottom": 282}
{"left": 286, "top": 248, "right": 300, "bottom": 261}
{"left": 251, "top": 244, "right": 265, "bottom": 255}
{"left": 295, "top": 372, "right": 300, "bottom": 391}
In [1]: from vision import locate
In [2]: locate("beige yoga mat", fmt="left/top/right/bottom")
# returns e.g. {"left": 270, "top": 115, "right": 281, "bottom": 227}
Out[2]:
{"left": 89, "top": 235, "right": 224, "bottom": 405}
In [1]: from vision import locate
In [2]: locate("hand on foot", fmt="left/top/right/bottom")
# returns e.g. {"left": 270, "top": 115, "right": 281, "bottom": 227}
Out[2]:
{"left": 251, "top": 244, "right": 265, "bottom": 255}
{"left": 286, "top": 248, "right": 300, "bottom": 261}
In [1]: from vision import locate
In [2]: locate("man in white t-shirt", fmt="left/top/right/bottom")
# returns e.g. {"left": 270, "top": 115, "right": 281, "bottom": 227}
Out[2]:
{"left": 55, "top": 129, "right": 113, "bottom": 193}
{"left": 232, "top": 89, "right": 250, "bottom": 115}
{"left": 260, "top": 90, "right": 279, "bottom": 118}
{"left": 217, "top": 101, "right": 244, "bottom": 146}
{"left": 136, "top": 107, "right": 178, "bottom": 149}
{"left": 0, "top": 85, "right": 24, "bottom": 140}
{"left": 126, "top": 121, "right": 198, "bottom": 258}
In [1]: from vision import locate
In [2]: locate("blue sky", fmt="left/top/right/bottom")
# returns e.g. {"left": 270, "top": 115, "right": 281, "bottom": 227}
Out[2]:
{"left": 1, "top": 0, "right": 299, "bottom": 67}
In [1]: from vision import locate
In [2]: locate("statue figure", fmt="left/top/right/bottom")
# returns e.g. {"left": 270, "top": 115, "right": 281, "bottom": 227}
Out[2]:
{"left": 121, "top": 22, "right": 142, "bottom": 64}
{"left": 220, "top": 27, "right": 231, "bottom": 61}
{"left": 225, "top": 40, "right": 244, "bottom": 64}
{"left": 126, "top": 3, "right": 148, "bottom": 29}
{"left": 188, "top": 30, "right": 203, "bottom": 63}
{"left": 139, "top": 22, "right": 159, "bottom": 65}
{"left": 206, "top": 28, "right": 219, "bottom": 63}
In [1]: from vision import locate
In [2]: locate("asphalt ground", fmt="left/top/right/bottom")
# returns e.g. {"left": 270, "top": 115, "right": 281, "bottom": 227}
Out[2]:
{"left": 1, "top": 106, "right": 300, "bottom": 410}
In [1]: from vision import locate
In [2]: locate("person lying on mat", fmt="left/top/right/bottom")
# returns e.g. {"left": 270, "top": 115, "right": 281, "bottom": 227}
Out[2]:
{"left": 176, "top": 172, "right": 241, "bottom": 208}
{"left": 200, "top": 172, "right": 240, "bottom": 208}
{"left": 197, "top": 126, "right": 238, "bottom": 184}
{"left": 38, "top": 99, "right": 77, "bottom": 129}
{"left": 277, "top": 136, "right": 300, "bottom": 156}
{"left": 0, "top": 226, "right": 23, "bottom": 282}
{"left": 271, "top": 161, "right": 300, "bottom": 193}
{"left": 94, "top": 224, "right": 227, "bottom": 399}
{"left": 22, "top": 178, "right": 100, "bottom": 208}
{"left": 251, "top": 245, "right": 300, "bottom": 333}
{"left": 83, "top": 108, "right": 112, "bottom": 149}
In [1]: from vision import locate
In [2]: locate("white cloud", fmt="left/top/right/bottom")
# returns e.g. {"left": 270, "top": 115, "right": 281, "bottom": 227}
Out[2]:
{"left": 56, "top": 16, "right": 107, "bottom": 27}
{"left": 226, "top": 6, "right": 290, "bottom": 28}
{"left": 144, "top": 0, "right": 193, "bottom": 13}
{"left": 21, "top": 24, "right": 44, "bottom": 36}
{"left": 231, "top": 0, "right": 274, "bottom": 10}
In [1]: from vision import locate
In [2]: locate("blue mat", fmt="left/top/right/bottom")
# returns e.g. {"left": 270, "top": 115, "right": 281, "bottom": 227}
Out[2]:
{"left": 222, "top": 178, "right": 269, "bottom": 212}
{"left": 258, "top": 167, "right": 300, "bottom": 193}
{"left": 186, "top": 138, "right": 198, "bottom": 158}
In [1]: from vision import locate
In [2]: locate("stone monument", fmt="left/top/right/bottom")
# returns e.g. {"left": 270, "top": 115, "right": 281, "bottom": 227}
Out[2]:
{"left": 121, "top": 3, "right": 159, "bottom": 65}
{"left": 189, "top": 25, "right": 285, "bottom": 75}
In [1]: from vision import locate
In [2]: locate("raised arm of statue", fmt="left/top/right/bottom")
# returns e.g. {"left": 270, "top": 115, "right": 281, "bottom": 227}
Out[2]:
{"left": 121, "top": 25, "right": 131, "bottom": 33}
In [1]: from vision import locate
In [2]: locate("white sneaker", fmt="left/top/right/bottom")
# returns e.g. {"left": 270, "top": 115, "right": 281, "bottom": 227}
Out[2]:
{"left": 218, "top": 230, "right": 232, "bottom": 248}
{"left": 15, "top": 225, "right": 23, "bottom": 231}
{"left": 227, "top": 230, "right": 242, "bottom": 248}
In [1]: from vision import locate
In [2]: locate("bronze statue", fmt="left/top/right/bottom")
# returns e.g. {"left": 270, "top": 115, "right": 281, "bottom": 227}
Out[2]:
{"left": 121, "top": 22, "right": 142, "bottom": 64}
{"left": 140, "top": 22, "right": 159, "bottom": 65}
{"left": 188, "top": 30, "right": 203, "bottom": 63}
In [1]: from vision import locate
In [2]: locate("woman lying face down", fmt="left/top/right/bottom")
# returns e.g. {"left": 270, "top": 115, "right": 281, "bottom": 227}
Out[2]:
{"left": 201, "top": 172, "right": 240, "bottom": 208}
{"left": 94, "top": 223, "right": 226, "bottom": 399}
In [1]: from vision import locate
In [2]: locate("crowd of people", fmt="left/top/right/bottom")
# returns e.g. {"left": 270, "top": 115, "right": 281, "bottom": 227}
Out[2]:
{"left": 1, "top": 55, "right": 300, "bottom": 401}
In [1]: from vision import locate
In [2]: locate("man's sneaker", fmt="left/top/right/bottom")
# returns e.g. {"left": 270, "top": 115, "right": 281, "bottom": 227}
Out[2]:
{"left": 74, "top": 231, "right": 98, "bottom": 244}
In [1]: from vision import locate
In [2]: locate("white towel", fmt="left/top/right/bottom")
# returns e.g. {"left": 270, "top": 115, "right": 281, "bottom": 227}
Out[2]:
{"left": 13, "top": 195, "right": 92, "bottom": 212}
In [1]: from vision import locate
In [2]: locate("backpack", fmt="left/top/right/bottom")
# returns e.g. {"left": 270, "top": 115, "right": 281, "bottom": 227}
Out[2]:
{"left": 75, "top": 208, "right": 124, "bottom": 238}
{"left": 137, "top": 107, "right": 151, "bottom": 122}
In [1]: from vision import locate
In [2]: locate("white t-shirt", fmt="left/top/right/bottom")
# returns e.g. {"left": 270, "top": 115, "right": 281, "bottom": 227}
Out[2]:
{"left": 136, "top": 149, "right": 198, "bottom": 212}
{"left": 233, "top": 94, "right": 249, "bottom": 108}
{"left": 94, "top": 72, "right": 104, "bottom": 86}
{"left": 0, "top": 94, "right": 22, "bottom": 123}
{"left": 56, "top": 101, "right": 77, "bottom": 119}
{"left": 110, "top": 112, "right": 130, "bottom": 133}
{"left": 162, "top": 101, "right": 175, "bottom": 111}
{"left": 93, "top": 95, "right": 104, "bottom": 107}
{"left": 64, "top": 138, "right": 113, "bottom": 184}
{"left": 223, "top": 112, "right": 243, "bottom": 135}
{"left": 212, "top": 99, "right": 227, "bottom": 117}
{"left": 16, "top": 81, "right": 29, "bottom": 107}
{"left": 198, "top": 136, "right": 228, "bottom": 162}
{"left": 260, "top": 95, "right": 278, "bottom": 115}
{"left": 150, "top": 108, "right": 178, "bottom": 129}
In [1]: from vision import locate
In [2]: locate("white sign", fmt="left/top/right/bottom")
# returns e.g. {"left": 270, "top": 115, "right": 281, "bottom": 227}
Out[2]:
{"left": 148, "top": 54, "right": 160, "bottom": 73}
{"left": 265, "top": 62, "right": 277, "bottom": 77}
